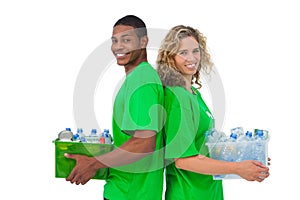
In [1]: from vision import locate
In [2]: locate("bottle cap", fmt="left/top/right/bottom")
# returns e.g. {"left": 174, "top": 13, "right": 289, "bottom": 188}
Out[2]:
{"left": 91, "top": 129, "right": 97, "bottom": 134}
{"left": 230, "top": 133, "right": 237, "bottom": 140}
{"left": 77, "top": 128, "right": 83, "bottom": 134}
{"left": 256, "top": 130, "right": 264, "bottom": 137}
{"left": 245, "top": 131, "right": 252, "bottom": 137}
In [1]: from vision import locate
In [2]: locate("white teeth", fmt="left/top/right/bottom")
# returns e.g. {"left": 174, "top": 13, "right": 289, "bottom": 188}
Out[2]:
{"left": 116, "top": 53, "right": 126, "bottom": 56}
{"left": 186, "top": 64, "right": 196, "bottom": 68}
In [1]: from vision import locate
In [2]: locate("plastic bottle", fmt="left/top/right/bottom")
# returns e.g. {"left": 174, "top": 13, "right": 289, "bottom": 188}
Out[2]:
{"left": 238, "top": 131, "right": 253, "bottom": 142}
{"left": 254, "top": 129, "right": 269, "bottom": 141}
{"left": 99, "top": 131, "right": 105, "bottom": 144}
{"left": 205, "top": 129, "right": 226, "bottom": 143}
{"left": 236, "top": 131, "right": 253, "bottom": 161}
{"left": 230, "top": 127, "right": 244, "bottom": 138}
{"left": 72, "top": 128, "right": 86, "bottom": 142}
{"left": 58, "top": 128, "right": 73, "bottom": 142}
{"left": 103, "top": 129, "right": 112, "bottom": 144}
{"left": 253, "top": 129, "right": 268, "bottom": 165}
{"left": 85, "top": 129, "right": 100, "bottom": 143}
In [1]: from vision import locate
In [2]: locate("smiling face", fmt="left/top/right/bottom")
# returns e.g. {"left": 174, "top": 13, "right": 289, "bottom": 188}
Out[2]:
{"left": 174, "top": 36, "right": 201, "bottom": 81}
{"left": 111, "top": 25, "right": 147, "bottom": 71}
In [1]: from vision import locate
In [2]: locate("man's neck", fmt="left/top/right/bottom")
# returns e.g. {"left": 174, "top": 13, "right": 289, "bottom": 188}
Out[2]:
{"left": 124, "top": 50, "right": 148, "bottom": 75}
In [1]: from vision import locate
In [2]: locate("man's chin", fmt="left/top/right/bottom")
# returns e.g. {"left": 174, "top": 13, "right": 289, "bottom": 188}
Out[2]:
{"left": 116, "top": 60, "right": 128, "bottom": 66}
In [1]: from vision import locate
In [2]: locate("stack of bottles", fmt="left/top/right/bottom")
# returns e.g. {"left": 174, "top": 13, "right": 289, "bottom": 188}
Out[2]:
{"left": 205, "top": 127, "right": 269, "bottom": 179}
{"left": 57, "top": 128, "right": 113, "bottom": 144}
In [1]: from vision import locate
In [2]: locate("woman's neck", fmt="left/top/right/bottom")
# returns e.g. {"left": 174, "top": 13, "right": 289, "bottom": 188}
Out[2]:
{"left": 183, "top": 75, "right": 193, "bottom": 94}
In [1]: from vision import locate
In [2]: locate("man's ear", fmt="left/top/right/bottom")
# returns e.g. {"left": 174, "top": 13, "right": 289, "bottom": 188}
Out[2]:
{"left": 140, "top": 36, "right": 148, "bottom": 48}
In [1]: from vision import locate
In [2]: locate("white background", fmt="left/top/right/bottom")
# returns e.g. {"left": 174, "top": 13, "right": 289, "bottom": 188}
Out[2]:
{"left": 1, "top": 0, "right": 299, "bottom": 199}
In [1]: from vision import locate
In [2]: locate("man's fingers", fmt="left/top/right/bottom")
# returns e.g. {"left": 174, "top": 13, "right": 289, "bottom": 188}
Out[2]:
{"left": 64, "top": 153, "right": 76, "bottom": 159}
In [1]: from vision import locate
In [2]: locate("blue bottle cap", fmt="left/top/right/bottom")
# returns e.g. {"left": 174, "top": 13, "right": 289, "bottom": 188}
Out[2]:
{"left": 73, "top": 133, "right": 80, "bottom": 140}
{"left": 230, "top": 133, "right": 237, "bottom": 140}
{"left": 256, "top": 130, "right": 264, "bottom": 137}
{"left": 91, "top": 129, "right": 97, "bottom": 134}
{"left": 245, "top": 131, "right": 252, "bottom": 137}
{"left": 66, "top": 128, "right": 71, "bottom": 131}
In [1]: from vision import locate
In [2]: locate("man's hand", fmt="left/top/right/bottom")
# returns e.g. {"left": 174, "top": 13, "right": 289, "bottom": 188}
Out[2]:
{"left": 64, "top": 153, "right": 101, "bottom": 185}
{"left": 64, "top": 130, "right": 157, "bottom": 185}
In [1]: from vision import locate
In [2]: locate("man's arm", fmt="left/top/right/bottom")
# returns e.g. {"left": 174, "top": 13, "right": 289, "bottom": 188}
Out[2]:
{"left": 65, "top": 130, "right": 156, "bottom": 185}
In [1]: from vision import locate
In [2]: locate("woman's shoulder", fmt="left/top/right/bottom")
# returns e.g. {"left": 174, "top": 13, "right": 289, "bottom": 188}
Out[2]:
{"left": 164, "top": 86, "right": 192, "bottom": 107}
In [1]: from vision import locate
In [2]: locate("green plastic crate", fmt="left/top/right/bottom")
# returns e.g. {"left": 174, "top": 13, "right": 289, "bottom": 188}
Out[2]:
{"left": 53, "top": 139, "right": 114, "bottom": 180}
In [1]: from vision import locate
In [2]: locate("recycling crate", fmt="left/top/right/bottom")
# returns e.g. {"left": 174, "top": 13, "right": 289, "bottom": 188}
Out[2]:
{"left": 53, "top": 139, "right": 114, "bottom": 180}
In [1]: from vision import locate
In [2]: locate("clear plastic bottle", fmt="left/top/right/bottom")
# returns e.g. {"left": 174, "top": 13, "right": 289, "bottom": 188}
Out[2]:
{"left": 253, "top": 129, "right": 268, "bottom": 165}
{"left": 236, "top": 131, "right": 253, "bottom": 161}
{"left": 58, "top": 128, "right": 73, "bottom": 142}
{"left": 238, "top": 131, "right": 253, "bottom": 142}
{"left": 85, "top": 129, "right": 100, "bottom": 143}
{"left": 72, "top": 128, "right": 86, "bottom": 142}
{"left": 99, "top": 131, "right": 105, "bottom": 144}
{"left": 205, "top": 129, "right": 226, "bottom": 143}
{"left": 230, "top": 127, "right": 244, "bottom": 138}
{"left": 104, "top": 129, "right": 112, "bottom": 144}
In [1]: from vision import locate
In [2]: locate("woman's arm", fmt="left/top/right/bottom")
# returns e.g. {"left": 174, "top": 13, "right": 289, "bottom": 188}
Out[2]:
{"left": 175, "top": 155, "right": 269, "bottom": 182}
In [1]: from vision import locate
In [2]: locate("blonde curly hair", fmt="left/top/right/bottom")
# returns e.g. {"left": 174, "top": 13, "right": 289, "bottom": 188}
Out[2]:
{"left": 156, "top": 25, "right": 213, "bottom": 88}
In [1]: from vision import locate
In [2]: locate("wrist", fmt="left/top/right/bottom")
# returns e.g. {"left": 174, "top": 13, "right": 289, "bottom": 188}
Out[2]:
{"left": 90, "top": 156, "right": 106, "bottom": 170}
{"left": 231, "top": 161, "right": 241, "bottom": 175}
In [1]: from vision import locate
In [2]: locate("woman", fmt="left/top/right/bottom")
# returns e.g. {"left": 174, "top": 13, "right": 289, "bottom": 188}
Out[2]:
{"left": 156, "top": 25, "right": 270, "bottom": 200}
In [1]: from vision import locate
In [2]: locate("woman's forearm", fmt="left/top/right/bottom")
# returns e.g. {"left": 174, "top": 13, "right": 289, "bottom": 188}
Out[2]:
{"left": 174, "top": 155, "right": 239, "bottom": 175}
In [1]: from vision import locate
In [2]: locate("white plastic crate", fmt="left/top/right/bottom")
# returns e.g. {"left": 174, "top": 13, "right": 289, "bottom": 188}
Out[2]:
{"left": 206, "top": 140, "right": 268, "bottom": 180}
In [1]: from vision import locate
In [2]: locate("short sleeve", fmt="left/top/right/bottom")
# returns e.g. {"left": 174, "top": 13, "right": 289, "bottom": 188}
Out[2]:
{"left": 121, "top": 82, "right": 163, "bottom": 135}
{"left": 164, "top": 87, "right": 199, "bottom": 159}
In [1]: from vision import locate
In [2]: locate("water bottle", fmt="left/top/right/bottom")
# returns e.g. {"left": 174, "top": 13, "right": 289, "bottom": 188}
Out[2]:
{"left": 58, "top": 128, "right": 73, "bottom": 142}
{"left": 254, "top": 129, "right": 269, "bottom": 140}
{"left": 99, "top": 131, "right": 105, "bottom": 144}
{"left": 236, "top": 131, "right": 253, "bottom": 161}
{"left": 230, "top": 127, "right": 244, "bottom": 138}
{"left": 253, "top": 129, "right": 268, "bottom": 165}
{"left": 73, "top": 128, "right": 86, "bottom": 142}
{"left": 103, "top": 129, "right": 112, "bottom": 144}
{"left": 238, "top": 131, "right": 253, "bottom": 142}
{"left": 86, "top": 129, "right": 100, "bottom": 143}
{"left": 205, "top": 129, "right": 226, "bottom": 143}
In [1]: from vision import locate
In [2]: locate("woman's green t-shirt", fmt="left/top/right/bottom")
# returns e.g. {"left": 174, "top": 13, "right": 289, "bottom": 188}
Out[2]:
{"left": 164, "top": 86, "right": 224, "bottom": 200}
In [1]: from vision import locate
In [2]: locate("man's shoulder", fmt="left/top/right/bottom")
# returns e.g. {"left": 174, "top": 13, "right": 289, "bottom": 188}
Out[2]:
{"left": 129, "top": 62, "right": 162, "bottom": 84}
{"left": 137, "top": 62, "right": 157, "bottom": 74}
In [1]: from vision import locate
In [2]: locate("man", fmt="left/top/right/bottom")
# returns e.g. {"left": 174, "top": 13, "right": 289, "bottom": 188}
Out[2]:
{"left": 65, "top": 15, "right": 165, "bottom": 200}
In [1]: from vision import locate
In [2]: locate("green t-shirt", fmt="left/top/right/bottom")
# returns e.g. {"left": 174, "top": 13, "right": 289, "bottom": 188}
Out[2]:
{"left": 164, "top": 86, "right": 224, "bottom": 200}
{"left": 104, "top": 62, "right": 164, "bottom": 200}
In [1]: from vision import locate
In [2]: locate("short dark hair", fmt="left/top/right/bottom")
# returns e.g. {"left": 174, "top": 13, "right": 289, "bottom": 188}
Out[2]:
{"left": 113, "top": 15, "right": 147, "bottom": 37}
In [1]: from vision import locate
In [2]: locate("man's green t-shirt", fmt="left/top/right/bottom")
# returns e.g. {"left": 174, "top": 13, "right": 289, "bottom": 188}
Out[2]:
{"left": 164, "top": 86, "right": 224, "bottom": 200}
{"left": 104, "top": 62, "right": 164, "bottom": 200}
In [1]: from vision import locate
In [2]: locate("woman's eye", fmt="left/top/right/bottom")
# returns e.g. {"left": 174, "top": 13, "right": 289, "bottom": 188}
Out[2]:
{"left": 178, "top": 51, "right": 187, "bottom": 55}
{"left": 193, "top": 49, "right": 200, "bottom": 53}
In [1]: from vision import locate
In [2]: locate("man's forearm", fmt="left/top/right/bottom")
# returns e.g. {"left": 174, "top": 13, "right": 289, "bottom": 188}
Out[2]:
{"left": 92, "top": 132, "right": 156, "bottom": 169}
